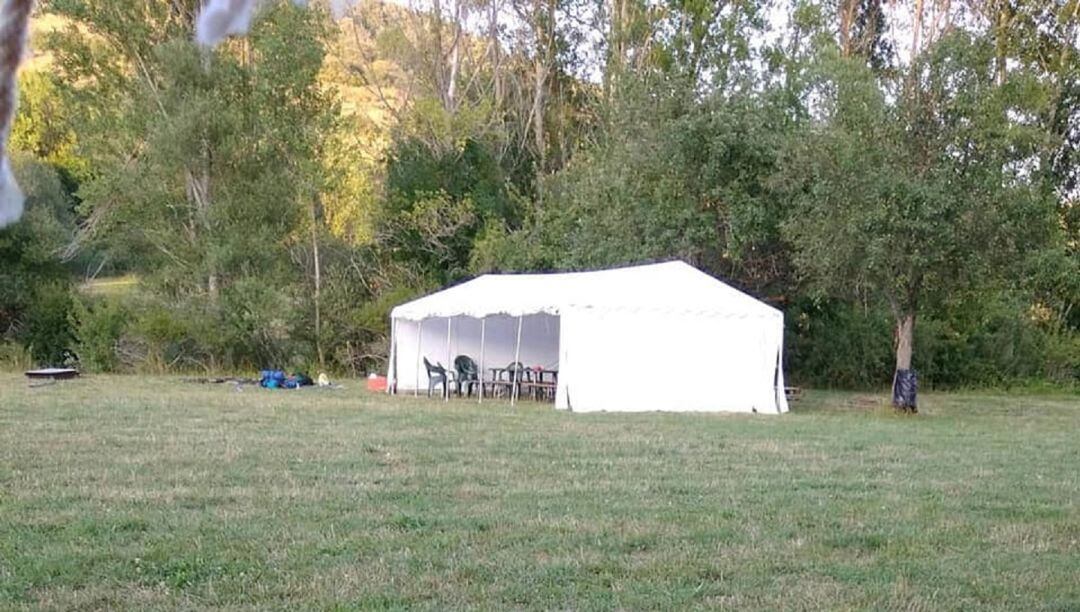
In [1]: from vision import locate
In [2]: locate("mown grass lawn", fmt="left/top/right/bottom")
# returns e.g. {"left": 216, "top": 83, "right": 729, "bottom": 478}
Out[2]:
{"left": 0, "top": 374, "right": 1077, "bottom": 610}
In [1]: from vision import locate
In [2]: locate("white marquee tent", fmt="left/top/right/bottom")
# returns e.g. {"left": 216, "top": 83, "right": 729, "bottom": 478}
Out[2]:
{"left": 388, "top": 261, "right": 789, "bottom": 414}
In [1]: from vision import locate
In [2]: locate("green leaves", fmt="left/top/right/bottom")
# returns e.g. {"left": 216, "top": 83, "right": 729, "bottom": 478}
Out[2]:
{"left": 5, "top": 0, "right": 1074, "bottom": 382}
{"left": 777, "top": 32, "right": 1059, "bottom": 318}
{"left": 0, "top": 154, "right": 76, "bottom": 365}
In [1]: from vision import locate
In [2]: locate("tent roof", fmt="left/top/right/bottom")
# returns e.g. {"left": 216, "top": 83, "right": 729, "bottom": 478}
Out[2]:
{"left": 391, "top": 261, "right": 781, "bottom": 320}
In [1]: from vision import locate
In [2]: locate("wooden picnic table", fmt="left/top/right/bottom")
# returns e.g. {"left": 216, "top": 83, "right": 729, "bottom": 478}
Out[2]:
{"left": 527, "top": 367, "right": 558, "bottom": 401}
{"left": 486, "top": 367, "right": 558, "bottom": 401}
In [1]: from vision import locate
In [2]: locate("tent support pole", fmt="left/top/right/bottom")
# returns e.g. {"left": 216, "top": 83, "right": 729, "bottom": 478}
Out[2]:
{"left": 445, "top": 317, "right": 452, "bottom": 401}
{"left": 414, "top": 319, "right": 422, "bottom": 397}
{"left": 511, "top": 315, "right": 523, "bottom": 406}
{"left": 478, "top": 317, "right": 486, "bottom": 404}
{"left": 387, "top": 318, "right": 397, "bottom": 394}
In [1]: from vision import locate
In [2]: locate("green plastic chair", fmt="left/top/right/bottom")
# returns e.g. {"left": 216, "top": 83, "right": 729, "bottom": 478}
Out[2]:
{"left": 423, "top": 357, "right": 451, "bottom": 398}
{"left": 454, "top": 355, "right": 480, "bottom": 397}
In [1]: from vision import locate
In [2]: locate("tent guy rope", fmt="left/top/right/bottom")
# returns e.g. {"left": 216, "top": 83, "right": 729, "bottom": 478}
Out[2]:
{"left": 0, "top": 0, "right": 307, "bottom": 229}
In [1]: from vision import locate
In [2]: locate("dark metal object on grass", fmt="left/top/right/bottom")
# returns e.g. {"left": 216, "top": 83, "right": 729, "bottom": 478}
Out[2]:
{"left": 182, "top": 377, "right": 260, "bottom": 385}
{"left": 25, "top": 368, "right": 79, "bottom": 381}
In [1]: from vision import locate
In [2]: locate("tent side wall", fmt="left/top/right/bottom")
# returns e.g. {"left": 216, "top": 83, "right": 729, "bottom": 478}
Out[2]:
{"left": 558, "top": 308, "right": 785, "bottom": 413}
{"left": 774, "top": 315, "right": 790, "bottom": 413}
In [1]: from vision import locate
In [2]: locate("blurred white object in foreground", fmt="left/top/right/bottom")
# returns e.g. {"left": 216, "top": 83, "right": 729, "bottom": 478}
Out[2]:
{"left": 0, "top": 156, "right": 22, "bottom": 228}
{"left": 0, "top": 0, "right": 33, "bottom": 228}
{"left": 195, "top": 0, "right": 308, "bottom": 48}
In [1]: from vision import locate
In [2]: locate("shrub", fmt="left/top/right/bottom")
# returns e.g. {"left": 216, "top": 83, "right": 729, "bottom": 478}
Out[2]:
{"left": 1041, "top": 332, "right": 1080, "bottom": 386}
{"left": 785, "top": 299, "right": 893, "bottom": 389}
{"left": 785, "top": 294, "right": 1079, "bottom": 390}
{"left": 74, "top": 297, "right": 130, "bottom": 372}
{"left": 0, "top": 342, "right": 34, "bottom": 371}
{"left": 21, "top": 281, "right": 77, "bottom": 366}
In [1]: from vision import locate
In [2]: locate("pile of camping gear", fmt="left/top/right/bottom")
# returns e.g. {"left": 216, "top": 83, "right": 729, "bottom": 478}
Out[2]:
{"left": 259, "top": 370, "right": 314, "bottom": 389}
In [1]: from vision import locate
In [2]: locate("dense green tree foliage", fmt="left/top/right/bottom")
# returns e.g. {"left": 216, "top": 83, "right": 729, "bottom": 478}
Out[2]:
{"left": 0, "top": 154, "right": 76, "bottom": 365}
{"left": 2, "top": 0, "right": 1075, "bottom": 389}
{"left": 776, "top": 34, "right": 1059, "bottom": 394}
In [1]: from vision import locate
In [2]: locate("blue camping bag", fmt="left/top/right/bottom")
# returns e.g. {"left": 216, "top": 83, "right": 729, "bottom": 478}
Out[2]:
{"left": 260, "top": 369, "right": 287, "bottom": 388}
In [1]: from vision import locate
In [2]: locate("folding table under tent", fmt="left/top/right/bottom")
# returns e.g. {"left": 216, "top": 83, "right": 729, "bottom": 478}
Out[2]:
{"left": 387, "top": 261, "right": 789, "bottom": 414}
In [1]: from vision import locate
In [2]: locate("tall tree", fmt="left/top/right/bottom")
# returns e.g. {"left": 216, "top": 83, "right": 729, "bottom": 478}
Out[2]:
{"left": 45, "top": 0, "right": 338, "bottom": 366}
{"left": 837, "top": 0, "right": 893, "bottom": 71}
{"left": 776, "top": 35, "right": 1057, "bottom": 409}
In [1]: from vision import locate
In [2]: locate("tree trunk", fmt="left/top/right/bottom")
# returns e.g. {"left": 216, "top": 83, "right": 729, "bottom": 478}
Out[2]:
{"left": 895, "top": 312, "right": 914, "bottom": 371}
{"left": 432, "top": 0, "right": 447, "bottom": 108}
{"left": 311, "top": 197, "right": 324, "bottom": 370}
{"left": 446, "top": 0, "right": 463, "bottom": 111}
{"left": 530, "top": 0, "right": 554, "bottom": 189}
{"left": 839, "top": 0, "right": 856, "bottom": 57}
{"left": 194, "top": 50, "right": 217, "bottom": 301}
{"left": 532, "top": 57, "right": 546, "bottom": 170}
{"left": 994, "top": 2, "right": 1011, "bottom": 86}
{"left": 892, "top": 312, "right": 918, "bottom": 413}
{"left": 604, "top": 0, "right": 626, "bottom": 99}
{"left": 186, "top": 161, "right": 216, "bottom": 299}
{"left": 447, "top": 43, "right": 459, "bottom": 109}
{"left": 489, "top": 0, "right": 502, "bottom": 109}
{"left": 911, "top": 0, "right": 924, "bottom": 60}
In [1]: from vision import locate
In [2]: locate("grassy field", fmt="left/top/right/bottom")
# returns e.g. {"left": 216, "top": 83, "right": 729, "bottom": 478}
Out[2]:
{"left": 0, "top": 375, "right": 1077, "bottom": 610}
